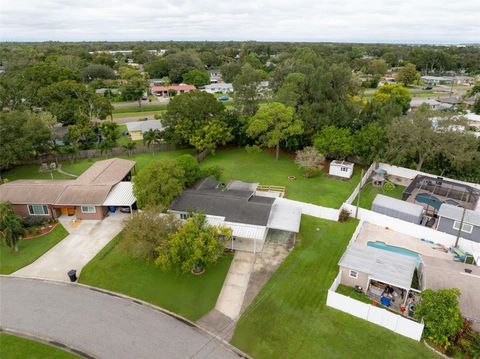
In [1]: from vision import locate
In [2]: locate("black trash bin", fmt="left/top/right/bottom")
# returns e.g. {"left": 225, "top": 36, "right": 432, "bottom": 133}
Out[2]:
{"left": 67, "top": 269, "right": 77, "bottom": 282}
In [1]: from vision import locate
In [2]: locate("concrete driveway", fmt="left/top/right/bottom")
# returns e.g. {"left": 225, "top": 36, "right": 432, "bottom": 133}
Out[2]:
{"left": 13, "top": 213, "right": 125, "bottom": 281}
{"left": 0, "top": 277, "right": 240, "bottom": 359}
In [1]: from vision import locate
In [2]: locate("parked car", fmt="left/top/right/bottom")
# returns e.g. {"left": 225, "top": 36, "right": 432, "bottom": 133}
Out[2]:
{"left": 218, "top": 96, "right": 229, "bottom": 101}
{"left": 422, "top": 86, "right": 433, "bottom": 90}
{"left": 119, "top": 207, "right": 131, "bottom": 213}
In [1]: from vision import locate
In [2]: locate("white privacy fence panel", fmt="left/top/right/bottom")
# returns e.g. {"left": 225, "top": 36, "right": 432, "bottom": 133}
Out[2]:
{"left": 326, "top": 286, "right": 424, "bottom": 341}
{"left": 342, "top": 204, "right": 480, "bottom": 265}
{"left": 276, "top": 198, "right": 340, "bottom": 221}
{"left": 345, "top": 162, "right": 376, "bottom": 205}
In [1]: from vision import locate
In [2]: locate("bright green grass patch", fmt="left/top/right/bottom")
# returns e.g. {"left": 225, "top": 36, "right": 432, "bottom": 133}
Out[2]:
{"left": 3, "top": 149, "right": 193, "bottom": 181}
{"left": 231, "top": 216, "right": 435, "bottom": 358}
{"left": 112, "top": 110, "right": 165, "bottom": 119}
{"left": 355, "top": 182, "right": 405, "bottom": 209}
{"left": 0, "top": 224, "right": 68, "bottom": 274}
{"left": 336, "top": 284, "right": 373, "bottom": 304}
{"left": 201, "top": 147, "right": 362, "bottom": 208}
{"left": 79, "top": 232, "right": 233, "bottom": 321}
{"left": 0, "top": 333, "right": 78, "bottom": 359}
{"left": 112, "top": 103, "right": 167, "bottom": 114}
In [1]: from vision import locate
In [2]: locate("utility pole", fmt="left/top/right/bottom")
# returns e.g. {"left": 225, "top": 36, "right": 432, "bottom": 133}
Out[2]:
{"left": 355, "top": 169, "right": 364, "bottom": 219}
{"left": 454, "top": 207, "right": 467, "bottom": 248}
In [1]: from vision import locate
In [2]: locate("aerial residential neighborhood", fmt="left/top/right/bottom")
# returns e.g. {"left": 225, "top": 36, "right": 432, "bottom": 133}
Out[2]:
{"left": 1, "top": 2, "right": 480, "bottom": 359}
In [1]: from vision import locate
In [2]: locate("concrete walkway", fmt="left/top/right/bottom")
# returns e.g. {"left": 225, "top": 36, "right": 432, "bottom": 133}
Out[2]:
{"left": 14, "top": 213, "right": 125, "bottom": 281}
{"left": 0, "top": 277, "right": 241, "bottom": 359}
{"left": 214, "top": 251, "right": 255, "bottom": 320}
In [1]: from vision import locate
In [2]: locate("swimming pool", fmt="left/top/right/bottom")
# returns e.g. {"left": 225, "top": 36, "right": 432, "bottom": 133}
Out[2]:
{"left": 367, "top": 241, "right": 421, "bottom": 267}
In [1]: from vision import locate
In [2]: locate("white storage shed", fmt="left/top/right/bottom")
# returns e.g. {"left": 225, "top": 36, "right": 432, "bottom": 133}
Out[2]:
{"left": 329, "top": 160, "right": 354, "bottom": 179}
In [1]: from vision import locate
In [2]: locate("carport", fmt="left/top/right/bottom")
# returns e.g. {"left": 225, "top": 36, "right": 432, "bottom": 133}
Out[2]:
{"left": 103, "top": 182, "right": 136, "bottom": 215}
{"left": 267, "top": 201, "right": 302, "bottom": 245}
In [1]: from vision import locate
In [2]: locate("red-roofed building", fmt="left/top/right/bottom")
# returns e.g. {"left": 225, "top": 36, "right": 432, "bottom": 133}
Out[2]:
{"left": 151, "top": 84, "right": 196, "bottom": 97}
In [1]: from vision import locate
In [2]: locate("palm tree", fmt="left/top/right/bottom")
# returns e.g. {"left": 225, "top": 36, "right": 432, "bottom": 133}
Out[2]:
{"left": 143, "top": 129, "right": 157, "bottom": 153}
{"left": 122, "top": 141, "right": 136, "bottom": 157}
{"left": 0, "top": 202, "right": 25, "bottom": 252}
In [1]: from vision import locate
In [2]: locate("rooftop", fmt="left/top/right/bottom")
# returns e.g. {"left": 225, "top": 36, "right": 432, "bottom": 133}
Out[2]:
{"left": 438, "top": 203, "right": 480, "bottom": 226}
{"left": 339, "top": 243, "right": 417, "bottom": 289}
{"left": 125, "top": 119, "right": 163, "bottom": 133}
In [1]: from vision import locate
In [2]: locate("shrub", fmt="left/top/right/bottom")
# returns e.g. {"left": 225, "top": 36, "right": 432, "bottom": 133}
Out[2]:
{"left": 338, "top": 209, "right": 351, "bottom": 223}
{"left": 200, "top": 165, "right": 223, "bottom": 180}
{"left": 295, "top": 146, "right": 325, "bottom": 178}
{"left": 176, "top": 154, "right": 201, "bottom": 187}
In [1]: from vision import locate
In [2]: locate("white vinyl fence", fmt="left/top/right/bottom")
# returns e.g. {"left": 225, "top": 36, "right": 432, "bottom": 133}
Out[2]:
{"left": 345, "top": 162, "right": 376, "bottom": 205}
{"left": 275, "top": 198, "right": 340, "bottom": 221}
{"left": 327, "top": 272, "right": 424, "bottom": 341}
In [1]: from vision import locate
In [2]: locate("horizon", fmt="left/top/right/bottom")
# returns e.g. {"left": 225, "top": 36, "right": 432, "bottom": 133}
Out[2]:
{"left": 1, "top": 0, "right": 479, "bottom": 44}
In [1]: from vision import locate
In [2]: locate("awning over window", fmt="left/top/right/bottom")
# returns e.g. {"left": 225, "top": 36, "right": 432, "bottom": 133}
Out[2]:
{"left": 103, "top": 182, "right": 136, "bottom": 207}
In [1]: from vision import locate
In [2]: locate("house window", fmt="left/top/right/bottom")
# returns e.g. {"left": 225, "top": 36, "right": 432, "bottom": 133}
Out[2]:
{"left": 349, "top": 270, "right": 358, "bottom": 279}
{"left": 81, "top": 206, "right": 96, "bottom": 214}
{"left": 452, "top": 221, "right": 473, "bottom": 234}
{"left": 180, "top": 213, "right": 188, "bottom": 220}
{"left": 340, "top": 167, "right": 348, "bottom": 172}
{"left": 28, "top": 204, "right": 49, "bottom": 215}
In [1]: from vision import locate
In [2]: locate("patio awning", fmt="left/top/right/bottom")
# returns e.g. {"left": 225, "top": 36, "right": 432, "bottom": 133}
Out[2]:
{"left": 103, "top": 182, "right": 136, "bottom": 207}
{"left": 205, "top": 215, "right": 267, "bottom": 241}
{"left": 267, "top": 201, "right": 302, "bottom": 233}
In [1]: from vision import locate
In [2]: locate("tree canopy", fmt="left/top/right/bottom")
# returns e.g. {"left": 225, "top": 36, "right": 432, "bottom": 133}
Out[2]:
{"left": 162, "top": 91, "right": 233, "bottom": 152}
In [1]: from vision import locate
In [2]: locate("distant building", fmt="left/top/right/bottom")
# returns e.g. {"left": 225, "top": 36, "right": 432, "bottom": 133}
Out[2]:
{"left": 208, "top": 69, "right": 222, "bottom": 84}
{"left": 151, "top": 84, "right": 196, "bottom": 97}
{"left": 437, "top": 204, "right": 480, "bottom": 243}
{"left": 125, "top": 119, "right": 163, "bottom": 141}
{"left": 203, "top": 83, "right": 233, "bottom": 94}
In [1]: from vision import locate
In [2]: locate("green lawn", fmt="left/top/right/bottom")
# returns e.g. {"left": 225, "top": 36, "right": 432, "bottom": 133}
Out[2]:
{"left": 231, "top": 216, "right": 435, "bottom": 358}
{"left": 201, "top": 147, "right": 362, "bottom": 208}
{"left": 336, "top": 284, "right": 373, "bottom": 304}
{"left": 0, "top": 333, "right": 78, "bottom": 359}
{"left": 2, "top": 149, "right": 193, "bottom": 181}
{"left": 112, "top": 110, "right": 165, "bottom": 119}
{"left": 79, "top": 232, "right": 233, "bottom": 321}
{"left": 112, "top": 103, "right": 167, "bottom": 114}
{"left": 355, "top": 182, "right": 405, "bottom": 209}
{"left": 0, "top": 224, "right": 68, "bottom": 274}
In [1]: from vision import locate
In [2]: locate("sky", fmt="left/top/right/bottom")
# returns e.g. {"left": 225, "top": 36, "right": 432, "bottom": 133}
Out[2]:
{"left": 0, "top": 0, "right": 479, "bottom": 44}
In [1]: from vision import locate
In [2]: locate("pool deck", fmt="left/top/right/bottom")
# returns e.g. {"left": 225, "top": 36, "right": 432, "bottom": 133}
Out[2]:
{"left": 355, "top": 222, "right": 455, "bottom": 261}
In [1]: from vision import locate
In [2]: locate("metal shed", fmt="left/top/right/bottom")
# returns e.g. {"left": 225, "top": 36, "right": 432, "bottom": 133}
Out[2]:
{"left": 372, "top": 194, "right": 424, "bottom": 224}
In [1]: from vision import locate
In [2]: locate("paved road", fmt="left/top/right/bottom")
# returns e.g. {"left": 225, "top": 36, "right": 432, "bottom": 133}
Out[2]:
{"left": 0, "top": 277, "right": 241, "bottom": 359}
{"left": 14, "top": 213, "right": 125, "bottom": 282}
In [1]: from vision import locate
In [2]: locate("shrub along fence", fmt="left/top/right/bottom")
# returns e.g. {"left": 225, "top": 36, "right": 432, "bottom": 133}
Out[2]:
{"left": 20, "top": 143, "right": 180, "bottom": 165}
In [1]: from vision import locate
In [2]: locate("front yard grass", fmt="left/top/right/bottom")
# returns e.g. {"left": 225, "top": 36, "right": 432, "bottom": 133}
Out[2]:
{"left": 201, "top": 147, "right": 362, "bottom": 208}
{"left": 231, "top": 216, "right": 435, "bottom": 358}
{"left": 355, "top": 182, "right": 405, "bottom": 209}
{"left": 79, "top": 232, "right": 233, "bottom": 321}
{"left": 0, "top": 224, "right": 68, "bottom": 274}
{"left": 0, "top": 333, "right": 78, "bottom": 358}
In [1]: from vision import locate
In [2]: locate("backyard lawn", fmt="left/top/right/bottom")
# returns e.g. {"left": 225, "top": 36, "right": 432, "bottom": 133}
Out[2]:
{"left": 112, "top": 103, "right": 167, "bottom": 114}
{"left": 355, "top": 182, "right": 405, "bottom": 209}
{"left": 201, "top": 147, "right": 362, "bottom": 208}
{"left": 231, "top": 216, "right": 435, "bottom": 359}
{"left": 0, "top": 224, "right": 68, "bottom": 274}
{"left": 79, "top": 232, "right": 233, "bottom": 321}
{"left": 2, "top": 149, "right": 193, "bottom": 181}
{"left": 336, "top": 284, "right": 373, "bottom": 304}
{"left": 0, "top": 333, "right": 78, "bottom": 359}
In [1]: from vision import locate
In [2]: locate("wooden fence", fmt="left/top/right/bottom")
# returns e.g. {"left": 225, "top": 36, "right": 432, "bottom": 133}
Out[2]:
{"left": 20, "top": 143, "right": 179, "bottom": 165}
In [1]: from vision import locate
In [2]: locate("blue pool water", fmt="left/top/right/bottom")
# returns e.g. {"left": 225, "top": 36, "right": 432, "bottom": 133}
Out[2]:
{"left": 367, "top": 241, "right": 421, "bottom": 267}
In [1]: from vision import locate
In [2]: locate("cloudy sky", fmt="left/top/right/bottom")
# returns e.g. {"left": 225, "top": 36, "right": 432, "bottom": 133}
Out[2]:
{"left": 0, "top": 0, "right": 479, "bottom": 43}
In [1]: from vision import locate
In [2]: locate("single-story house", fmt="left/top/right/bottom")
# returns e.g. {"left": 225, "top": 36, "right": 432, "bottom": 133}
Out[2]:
{"left": 0, "top": 158, "right": 136, "bottom": 221}
{"left": 169, "top": 178, "right": 301, "bottom": 253}
{"left": 329, "top": 160, "right": 354, "bottom": 179}
{"left": 125, "top": 119, "right": 163, "bottom": 141}
{"left": 339, "top": 243, "right": 418, "bottom": 293}
{"left": 151, "top": 84, "right": 196, "bottom": 97}
{"left": 436, "top": 204, "right": 480, "bottom": 243}
{"left": 372, "top": 194, "right": 424, "bottom": 224}
{"left": 410, "top": 98, "right": 455, "bottom": 111}
{"left": 203, "top": 83, "right": 233, "bottom": 94}
{"left": 421, "top": 76, "right": 454, "bottom": 85}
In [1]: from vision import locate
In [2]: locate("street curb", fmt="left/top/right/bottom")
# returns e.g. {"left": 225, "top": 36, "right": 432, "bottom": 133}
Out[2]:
{"left": 1, "top": 275, "right": 252, "bottom": 359}
{"left": 0, "top": 327, "right": 95, "bottom": 359}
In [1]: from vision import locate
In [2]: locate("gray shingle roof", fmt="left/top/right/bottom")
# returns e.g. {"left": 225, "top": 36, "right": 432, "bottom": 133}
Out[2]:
{"left": 438, "top": 203, "right": 480, "bottom": 226}
{"left": 169, "top": 181, "right": 275, "bottom": 226}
